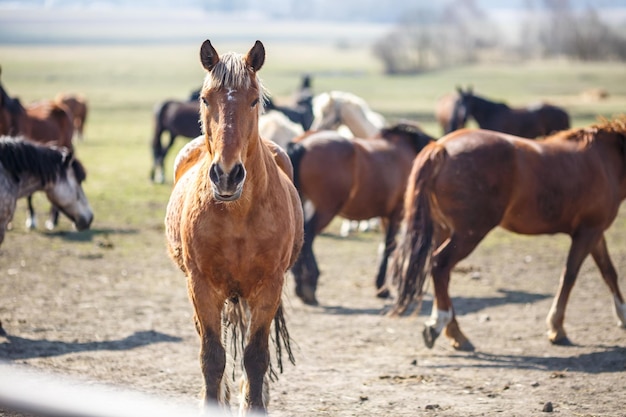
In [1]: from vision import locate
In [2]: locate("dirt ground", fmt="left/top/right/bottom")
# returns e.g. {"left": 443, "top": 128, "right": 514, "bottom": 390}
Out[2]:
{"left": 1, "top": 212, "right": 625, "bottom": 417}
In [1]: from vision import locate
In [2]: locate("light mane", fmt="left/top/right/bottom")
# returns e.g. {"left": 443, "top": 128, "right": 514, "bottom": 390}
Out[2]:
{"left": 201, "top": 52, "right": 268, "bottom": 114}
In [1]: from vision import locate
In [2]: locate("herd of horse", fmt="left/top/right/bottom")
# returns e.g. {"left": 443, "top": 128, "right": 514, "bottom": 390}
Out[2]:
{"left": 0, "top": 66, "right": 92, "bottom": 244}
{"left": 3, "top": 42, "right": 626, "bottom": 415}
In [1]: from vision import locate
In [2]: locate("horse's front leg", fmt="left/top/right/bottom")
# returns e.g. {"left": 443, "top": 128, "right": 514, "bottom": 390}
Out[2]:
{"left": 188, "top": 277, "right": 228, "bottom": 409}
{"left": 240, "top": 282, "right": 282, "bottom": 415}
{"left": 25, "top": 195, "right": 37, "bottom": 229}
{"left": 547, "top": 229, "right": 601, "bottom": 344}
{"left": 45, "top": 206, "right": 60, "bottom": 231}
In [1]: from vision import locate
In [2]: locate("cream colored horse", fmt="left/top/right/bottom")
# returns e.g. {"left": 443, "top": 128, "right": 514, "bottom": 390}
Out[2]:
{"left": 311, "top": 91, "right": 385, "bottom": 138}
{"left": 259, "top": 109, "right": 304, "bottom": 150}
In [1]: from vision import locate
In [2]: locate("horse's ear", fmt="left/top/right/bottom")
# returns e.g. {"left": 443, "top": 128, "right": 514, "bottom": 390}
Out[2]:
{"left": 245, "top": 40, "right": 265, "bottom": 72}
{"left": 456, "top": 85, "right": 463, "bottom": 95}
{"left": 200, "top": 40, "right": 219, "bottom": 72}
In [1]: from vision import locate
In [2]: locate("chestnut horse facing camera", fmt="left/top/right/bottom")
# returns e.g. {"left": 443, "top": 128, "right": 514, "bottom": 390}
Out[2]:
{"left": 390, "top": 117, "right": 626, "bottom": 351}
{"left": 164, "top": 40, "right": 303, "bottom": 415}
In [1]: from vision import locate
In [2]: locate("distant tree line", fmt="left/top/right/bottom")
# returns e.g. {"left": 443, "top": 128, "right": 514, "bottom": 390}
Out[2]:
{"left": 373, "top": 0, "right": 626, "bottom": 74}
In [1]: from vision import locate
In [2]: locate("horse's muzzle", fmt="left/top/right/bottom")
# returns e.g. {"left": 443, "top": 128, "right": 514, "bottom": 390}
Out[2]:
{"left": 209, "top": 162, "right": 246, "bottom": 201}
{"left": 74, "top": 213, "right": 94, "bottom": 231}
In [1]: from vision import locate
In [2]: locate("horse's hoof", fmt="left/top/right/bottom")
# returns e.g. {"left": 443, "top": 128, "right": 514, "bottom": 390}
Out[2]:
{"left": 550, "top": 336, "right": 574, "bottom": 346}
{"left": 422, "top": 325, "right": 439, "bottom": 349}
{"left": 376, "top": 287, "right": 390, "bottom": 299}
{"left": 453, "top": 339, "right": 475, "bottom": 352}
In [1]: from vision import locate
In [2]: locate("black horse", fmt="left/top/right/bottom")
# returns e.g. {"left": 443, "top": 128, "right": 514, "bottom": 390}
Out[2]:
{"left": 265, "top": 74, "right": 314, "bottom": 130}
{"left": 448, "top": 86, "right": 570, "bottom": 138}
{"left": 149, "top": 97, "right": 202, "bottom": 183}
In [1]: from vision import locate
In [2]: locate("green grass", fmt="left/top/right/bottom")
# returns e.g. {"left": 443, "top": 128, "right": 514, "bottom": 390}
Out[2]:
{"left": 1, "top": 41, "right": 626, "bottom": 257}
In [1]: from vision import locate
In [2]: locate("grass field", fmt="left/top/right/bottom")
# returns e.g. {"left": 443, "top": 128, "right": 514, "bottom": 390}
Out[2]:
{"left": 2, "top": 38, "right": 626, "bottom": 246}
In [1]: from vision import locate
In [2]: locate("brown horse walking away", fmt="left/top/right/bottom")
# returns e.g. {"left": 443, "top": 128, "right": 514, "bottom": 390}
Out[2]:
{"left": 164, "top": 40, "right": 303, "bottom": 414}
{"left": 55, "top": 93, "right": 88, "bottom": 141}
{"left": 390, "top": 118, "right": 626, "bottom": 351}
{"left": 448, "top": 86, "right": 570, "bottom": 138}
{"left": 287, "top": 122, "right": 434, "bottom": 305}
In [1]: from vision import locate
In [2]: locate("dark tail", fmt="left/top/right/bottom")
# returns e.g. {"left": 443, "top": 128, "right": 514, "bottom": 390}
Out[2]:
{"left": 388, "top": 144, "right": 443, "bottom": 315}
{"left": 286, "top": 141, "right": 307, "bottom": 190}
{"left": 270, "top": 303, "right": 295, "bottom": 380}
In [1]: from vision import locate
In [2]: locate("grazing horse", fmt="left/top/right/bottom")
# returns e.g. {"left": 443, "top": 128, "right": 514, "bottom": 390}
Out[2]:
{"left": 311, "top": 90, "right": 386, "bottom": 138}
{"left": 0, "top": 136, "right": 93, "bottom": 246}
{"left": 55, "top": 93, "right": 88, "bottom": 141}
{"left": 150, "top": 98, "right": 202, "bottom": 183}
{"left": 164, "top": 40, "right": 303, "bottom": 414}
{"left": 389, "top": 118, "right": 626, "bottom": 351}
{"left": 9, "top": 98, "right": 76, "bottom": 230}
{"left": 287, "top": 122, "right": 434, "bottom": 305}
{"left": 448, "top": 87, "right": 570, "bottom": 138}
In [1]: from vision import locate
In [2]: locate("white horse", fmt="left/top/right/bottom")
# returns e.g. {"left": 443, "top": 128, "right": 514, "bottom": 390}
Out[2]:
{"left": 311, "top": 91, "right": 385, "bottom": 236}
{"left": 311, "top": 90, "right": 386, "bottom": 138}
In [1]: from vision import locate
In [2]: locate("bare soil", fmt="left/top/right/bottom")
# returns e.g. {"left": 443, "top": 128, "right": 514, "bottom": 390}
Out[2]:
{"left": 1, "top": 211, "right": 626, "bottom": 417}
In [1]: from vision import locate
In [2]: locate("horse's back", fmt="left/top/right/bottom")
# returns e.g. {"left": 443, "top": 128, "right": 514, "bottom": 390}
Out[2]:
{"left": 156, "top": 100, "right": 202, "bottom": 138}
{"left": 536, "top": 104, "right": 570, "bottom": 135}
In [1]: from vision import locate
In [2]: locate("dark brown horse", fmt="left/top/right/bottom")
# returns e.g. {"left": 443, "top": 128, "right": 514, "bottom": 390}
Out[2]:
{"left": 287, "top": 122, "right": 434, "bottom": 305}
{"left": 0, "top": 67, "right": 22, "bottom": 136}
{"left": 150, "top": 98, "right": 202, "bottom": 183}
{"left": 390, "top": 118, "right": 626, "bottom": 351}
{"left": 448, "top": 87, "right": 570, "bottom": 137}
{"left": 164, "top": 40, "right": 302, "bottom": 414}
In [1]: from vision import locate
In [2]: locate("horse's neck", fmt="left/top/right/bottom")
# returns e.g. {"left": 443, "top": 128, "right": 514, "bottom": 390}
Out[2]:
{"left": 471, "top": 97, "right": 508, "bottom": 128}
{"left": 15, "top": 173, "right": 47, "bottom": 198}
{"left": 341, "top": 103, "right": 379, "bottom": 138}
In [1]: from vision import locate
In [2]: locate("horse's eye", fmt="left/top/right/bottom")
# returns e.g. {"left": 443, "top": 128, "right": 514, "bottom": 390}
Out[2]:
{"left": 201, "top": 97, "right": 208, "bottom": 106}
{"left": 251, "top": 98, "right": 259, "bottom": 108}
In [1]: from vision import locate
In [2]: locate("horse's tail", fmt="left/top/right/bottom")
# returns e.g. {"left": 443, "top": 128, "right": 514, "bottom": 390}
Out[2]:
{"left": 388, "top": 142, "right": 444, "bottom": 316}
{"left": 222, "top": 299, "right": 295, "bottom": 382}
{"left": 270, "top": 302, "right": 295, "bottom": 380}
{"left": 286, "top": 141, "right": 306, "bottom": 190}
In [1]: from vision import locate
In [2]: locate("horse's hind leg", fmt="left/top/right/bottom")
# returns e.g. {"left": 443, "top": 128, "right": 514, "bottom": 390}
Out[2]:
{"left": 45, "top": 206, "right": 60, "bottom": 231}
{"left": 426, "top": 232, "right": 485, "bottom": 351}
{"left": 589, "top": 234, "right": 626, "bottom": 328}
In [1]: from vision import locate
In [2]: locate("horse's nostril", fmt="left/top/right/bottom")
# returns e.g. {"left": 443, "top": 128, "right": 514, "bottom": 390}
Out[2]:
{"left": 209, "top": 163, "right": 223, "bottom": 184}
{"left": 230, "top": 163, "right": 245, "bottom": 184}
